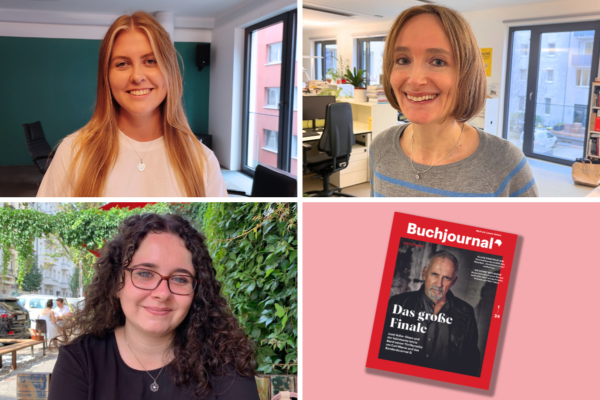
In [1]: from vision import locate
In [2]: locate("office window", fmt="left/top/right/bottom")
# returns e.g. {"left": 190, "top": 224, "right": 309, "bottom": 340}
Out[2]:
{"left": 267, "top": 42, "right": 282, "bottom": 64}
{"left": 545, "top": 98, "right": 551, "bottom": 114}
{"left": 242, "top": 10, "right": 297, "bottom": 176}
{"left": 357, "top": 37, "right": 386, "bottom": 86}
{"left": 546, "top": 68, "right": 553, "bottom": 82}
{"left": 520, "top": 69, "right": 527, "bottom": 81}
{"left": 266, "top": 87, "right": 280, "bottom": 108}
{"left": 520, "top": 43, "right": 529, "bottom": 56}
{"left": 547, "top": 43, "right": 555, "bottom": 56}
{"left": 264, "top": 130, "right": 278, "bottom": 152}
{"left": 291, "top": 135, "right": 297, "bottom": 158}
{"left": 575, "top": 69, "right": 590, "bottom": 86}
{"left": 518, "top": 95, "right": 525, "bottom": 111}
{"left": 314, "top": 40, "right": 337, "bottom": 81}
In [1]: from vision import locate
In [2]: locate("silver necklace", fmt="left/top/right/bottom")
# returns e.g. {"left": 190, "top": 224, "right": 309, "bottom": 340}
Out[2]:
{"left": 410, "top": 123, "right": 465, "bottom": 180}
{"left": 124, "top": 329, "right": 165, "bottom": 392}
{"left": 123, "top": 134, "right": 154, "bottom": 172}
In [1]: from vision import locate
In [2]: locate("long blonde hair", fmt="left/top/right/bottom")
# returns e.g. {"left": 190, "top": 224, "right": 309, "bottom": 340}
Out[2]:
{"left": 67, "top": 11, "right": 207, "bottom": 197}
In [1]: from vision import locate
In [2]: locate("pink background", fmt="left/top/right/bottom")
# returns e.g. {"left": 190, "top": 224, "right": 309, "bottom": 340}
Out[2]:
{"left": 303, "top": 202, "right": 597, "bottom": 398}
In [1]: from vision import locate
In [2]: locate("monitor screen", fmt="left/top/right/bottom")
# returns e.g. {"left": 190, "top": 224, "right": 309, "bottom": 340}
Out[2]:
{"left": 303, "top": 96, "right": 336, "bottom": 122}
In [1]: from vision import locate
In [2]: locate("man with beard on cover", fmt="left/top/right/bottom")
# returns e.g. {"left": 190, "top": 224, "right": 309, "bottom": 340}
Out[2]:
{"left": 380, "top": 251, "right": 481, "bottom": 376}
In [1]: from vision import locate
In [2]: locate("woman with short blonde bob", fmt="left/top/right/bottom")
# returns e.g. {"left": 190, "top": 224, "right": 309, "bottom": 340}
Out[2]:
{"left": 370, "top": 5, "right": 538, "bottom": 197}
{"left": 38, "top": 12, "right": 226, "bottom": 197}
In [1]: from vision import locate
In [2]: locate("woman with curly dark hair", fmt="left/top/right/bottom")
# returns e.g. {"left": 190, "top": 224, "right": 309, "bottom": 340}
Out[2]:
{"left": 48, "top": 213, "right": 258, "bottom": 400}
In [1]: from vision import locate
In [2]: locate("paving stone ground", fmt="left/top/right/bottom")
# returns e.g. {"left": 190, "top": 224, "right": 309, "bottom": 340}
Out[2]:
{"left": 0, "top": 346, "right": 57, "bottom": 400}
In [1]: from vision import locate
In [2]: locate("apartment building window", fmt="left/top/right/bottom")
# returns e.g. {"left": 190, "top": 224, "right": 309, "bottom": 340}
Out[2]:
{"left": 520, "top": 69, "right": 527, "bottom": 81}
{"left": 266, "top": 87, "right": 280, "bottom": 108}
{"left": 575, "top": 69, "right": 590, "bottom": 86}
{"left": 579, "top": 41, "right": 593, "bottom": 54}
{"left": 267, "top": 42, "right": 282, "bottom": 64}
{"left": 357, "top": 37, "right": 386, "bottom": 86}
{"left": 518, "top": 96, "right": 525, "bottom": 111}
{"left": 314, "top": 40, "right": 337, "bottom": 81}
{"left": 547, "top": 43, "right": 555, "bottom": 56}
{"left": 546, "top": 68, "right": 554, "bottom": 82}
{"left": 545, "top": 98, "right": 552, "bottom": 114}
{"left": 264, "top": 130, "right": 278, "bottom": 152}
{"left": 521, "top": 43, "right": 529, "bottom": 56}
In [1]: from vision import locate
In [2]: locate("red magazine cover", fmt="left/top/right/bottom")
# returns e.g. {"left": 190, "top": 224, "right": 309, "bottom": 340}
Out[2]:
{"left": 366, "top": 212, "right": 517, "bottom": 390}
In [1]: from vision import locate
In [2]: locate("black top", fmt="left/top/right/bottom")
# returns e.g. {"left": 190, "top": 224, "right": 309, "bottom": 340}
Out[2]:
{"left": 48, "top": 331, "right": 259, "bottom": 400}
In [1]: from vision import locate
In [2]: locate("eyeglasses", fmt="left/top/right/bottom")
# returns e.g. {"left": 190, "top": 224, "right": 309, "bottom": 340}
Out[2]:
{"left": 124, "top": 267, "right": 199, "bottom": 295}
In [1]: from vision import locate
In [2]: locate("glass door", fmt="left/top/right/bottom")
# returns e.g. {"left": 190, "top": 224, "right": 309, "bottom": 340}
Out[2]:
{"left": 242, "top": 10, "right": 297, "bottom": 176}
{"left": 504, "top": 22, "right": 600, "bottom": 165}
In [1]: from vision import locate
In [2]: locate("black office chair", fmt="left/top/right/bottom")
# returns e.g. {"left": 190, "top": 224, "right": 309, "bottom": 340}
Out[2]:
{"left": 228, "top": 164, "right": 297, "bottom": 197}
{"left": 22, "top": 121, "right": 54, "bottom": 174}
{"left": 303, "top": 102, "right": 356, "bottom": 197}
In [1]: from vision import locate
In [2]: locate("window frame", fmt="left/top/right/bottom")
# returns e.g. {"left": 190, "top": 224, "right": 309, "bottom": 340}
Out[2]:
{"left": 314, "top": 39, "right": 337, "bottom": 81}
{"left": 356, "top": 36, "right": 386, "bottom": 87}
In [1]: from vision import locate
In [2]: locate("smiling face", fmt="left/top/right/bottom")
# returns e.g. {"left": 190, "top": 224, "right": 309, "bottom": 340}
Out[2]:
{"left": 117, "top": 232, "right": 195, "bottom": 339}
{"left": 422, "top": 256, "right": 457, "bottom": 303}
{"left": 390, "top": 13, "right": 457, "bottom": 126}
{"left": 108, "top": 29, "right": 168, "bottom": 120}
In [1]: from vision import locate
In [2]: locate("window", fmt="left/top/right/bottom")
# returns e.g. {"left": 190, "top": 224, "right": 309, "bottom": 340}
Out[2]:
{"left": 545, "top": 98, "right": 551, "bottom": 114}
{"left": 518, "top": 95, "right": 525, "bottom": 111}
{"left": 520, "top": 69, "right": 527, "bottom": 81}
{"left": 314, "top": 40, "right": 337, "bottom": 81}
{"left": 264, "top": 130, "right": 278, "bottom": 152}
{"left": 521, "top": 43, "right": 529, "bottom": 56}
{"left": 267, "top": 42, "right": 282, "bottom": 64}
{"left": 548, "top": 43, "right": 555, "bottom": 56}
{"left": 357, "top": 37, "right": 386, "bottom": 86}
{"left": 579, "top": 41, "right": 593, "bottom": 55}
{"left": 291, "top": 135, "right": 297, "bottom": 159}
{"left": 266, "top": 87, "right": 280, "bottom": 108}
{"left": 546, "top": 68, "right": 553, "bottom": 82}
{"left": 575, "top": 69, "right": 590, "bottom": 86}
{"left": 242, "top": 10, "right": 297, "bottom": 176}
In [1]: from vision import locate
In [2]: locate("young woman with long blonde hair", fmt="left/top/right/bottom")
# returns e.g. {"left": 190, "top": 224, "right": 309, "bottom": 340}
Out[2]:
{"left": 38, "top": 12, "right": 226, "bottom": 197}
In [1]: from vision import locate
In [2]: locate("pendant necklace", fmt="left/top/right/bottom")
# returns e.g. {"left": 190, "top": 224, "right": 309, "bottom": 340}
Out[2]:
{"left": 124, "top": 329, "right": 165, "bottom": 392}
{"left": 123, "top": 134, "right": 154, "bottom": 172}
{"left": 410, "top": 123, "right": 465, "bottom": 180}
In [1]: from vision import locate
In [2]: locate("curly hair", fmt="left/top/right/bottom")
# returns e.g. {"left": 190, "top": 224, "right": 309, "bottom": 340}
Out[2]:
{"left": 61, "top": 213, "right": 256, "bottom": 398}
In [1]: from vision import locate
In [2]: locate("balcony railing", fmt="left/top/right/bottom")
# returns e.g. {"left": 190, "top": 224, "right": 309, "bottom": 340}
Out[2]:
{"left": 571, "top": 54, "right": 592, "bottom": 67}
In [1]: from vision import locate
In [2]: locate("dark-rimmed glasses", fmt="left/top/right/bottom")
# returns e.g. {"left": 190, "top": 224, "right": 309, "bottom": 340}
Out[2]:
{"left": 124, "top": 267, "right": 199, "bottom": 295}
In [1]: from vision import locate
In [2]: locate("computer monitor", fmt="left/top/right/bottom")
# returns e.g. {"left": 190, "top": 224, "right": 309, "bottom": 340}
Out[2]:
{"left": 303, "top": 96, "right": 336, "bottom": 124}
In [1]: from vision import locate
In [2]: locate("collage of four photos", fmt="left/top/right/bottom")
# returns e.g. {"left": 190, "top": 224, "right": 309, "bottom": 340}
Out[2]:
{"left": 0, "top": 0, "right": 598, "bottom": 399}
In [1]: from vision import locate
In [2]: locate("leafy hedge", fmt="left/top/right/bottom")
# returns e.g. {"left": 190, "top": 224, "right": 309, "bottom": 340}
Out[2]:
{"left": 202, "top": 203, "right": 297, "bottom": 375}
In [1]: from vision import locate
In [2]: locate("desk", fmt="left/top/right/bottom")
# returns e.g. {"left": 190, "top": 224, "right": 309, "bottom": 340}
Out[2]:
{"left": 302, "top": 122, "right": 370, "bottom": 142}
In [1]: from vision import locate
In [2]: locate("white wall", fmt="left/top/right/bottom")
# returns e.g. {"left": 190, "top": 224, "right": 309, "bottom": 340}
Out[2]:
{"left": 209, "top": 0, "right": 296, "bottom": 170}
{"left": 0, "top": 9, "right": 212, "bottom": 41}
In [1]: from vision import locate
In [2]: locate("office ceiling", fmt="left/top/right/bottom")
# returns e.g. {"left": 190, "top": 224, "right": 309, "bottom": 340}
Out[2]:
{"left": 0, "top": 0, "right": 250, "bottom": 18}
{"left": 303, "top": 0, "right": 566, "bottom": 27}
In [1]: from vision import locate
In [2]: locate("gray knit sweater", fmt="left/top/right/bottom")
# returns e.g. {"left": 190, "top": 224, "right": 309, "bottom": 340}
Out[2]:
{"left": 369, "top": 124, "right": 539, "bottom": 197}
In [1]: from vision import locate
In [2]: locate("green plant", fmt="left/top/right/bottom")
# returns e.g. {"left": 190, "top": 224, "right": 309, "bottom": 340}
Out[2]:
{"left": 21, "top": 262, "right": 42, "bottom": 292}
{"left": 345, "top": 67, "right": 366, "bottom": 88}
{"left": 326, "top": 67, "right": 340, "bottom": 81}
{"left": 202, "top": 203, "right": 297, "bottom": 375}
{"left": 318, "top": 87, "right": 343, "bottom": 99}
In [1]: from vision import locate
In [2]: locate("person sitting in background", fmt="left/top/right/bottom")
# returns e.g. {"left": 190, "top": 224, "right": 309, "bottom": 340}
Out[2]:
{"left": 370, "top": 4, "right": 538, "bottom": 197}
{"left": 39, "top": 299, "right": 60, "bottom": 343}
{"left": 53, "top": 298, "right": 71, "bottom": 328}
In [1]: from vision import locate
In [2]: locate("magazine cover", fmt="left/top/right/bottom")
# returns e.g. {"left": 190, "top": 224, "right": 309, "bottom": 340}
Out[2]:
{"left": 366, "top": 212, "right": 517, "bottom": 389}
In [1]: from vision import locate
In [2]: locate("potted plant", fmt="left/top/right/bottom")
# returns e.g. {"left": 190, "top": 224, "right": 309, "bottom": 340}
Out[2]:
{"left": 345, "top": 67, "right": 367, "bottom": 102}
{"left": 327, "top": 67, "right": 340, "bottom": 84}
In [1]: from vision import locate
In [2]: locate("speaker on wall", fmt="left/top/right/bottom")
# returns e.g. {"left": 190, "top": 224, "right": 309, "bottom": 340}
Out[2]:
{"left": 196, "top": 43, "right": 210, "bottom": 71}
